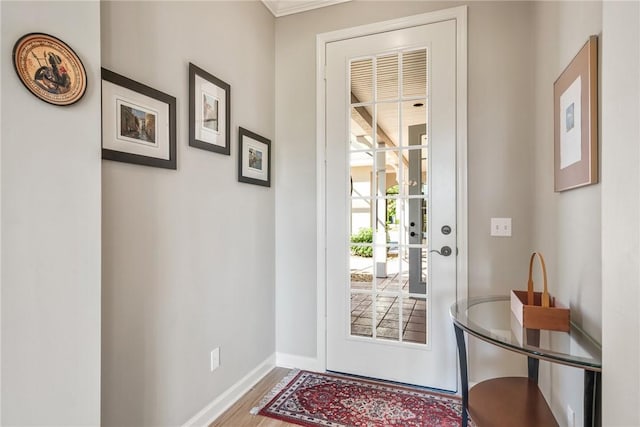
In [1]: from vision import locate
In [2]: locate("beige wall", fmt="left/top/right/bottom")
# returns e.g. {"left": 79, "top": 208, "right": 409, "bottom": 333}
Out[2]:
{"left": 531, "top": 2, "right": 602, "bottom": 425}
{"left": 532, "top": 0, "right": 602, "bottom": 340}
{"left": 1, "top": 1, "right": 102, "bottom": 424}
{"left": 601, "top": 1, "right": 640, "bottom": 425}
{"left": 101, "top": 2, "right": 275, "bottom": 425}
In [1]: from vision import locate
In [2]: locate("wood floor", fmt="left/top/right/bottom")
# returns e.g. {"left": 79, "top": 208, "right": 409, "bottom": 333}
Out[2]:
{"left": 210, "top": 367, "right": 299, "bottom": 426}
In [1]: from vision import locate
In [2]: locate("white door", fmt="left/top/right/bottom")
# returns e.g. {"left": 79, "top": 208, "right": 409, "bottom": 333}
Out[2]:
{"left": 325, "top": 19, "right": 459, "bottom": 391}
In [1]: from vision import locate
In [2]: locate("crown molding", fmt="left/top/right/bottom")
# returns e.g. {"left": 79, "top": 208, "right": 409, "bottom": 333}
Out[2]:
{"left": 261, "top": 0, "right": 351, "bottom": 18}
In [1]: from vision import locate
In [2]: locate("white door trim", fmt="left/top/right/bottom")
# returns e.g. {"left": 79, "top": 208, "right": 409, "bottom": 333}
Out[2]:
{"left": 315, "top": 5, "right": 468, "bottom": 373}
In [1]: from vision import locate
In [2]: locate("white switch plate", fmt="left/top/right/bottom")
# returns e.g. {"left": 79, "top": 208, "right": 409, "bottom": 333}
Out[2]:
{"left": 210, "top": 347, "right": 220, "bottom": 371}
{"left": 490, "top": 218, "right": 512, "bottom": 237}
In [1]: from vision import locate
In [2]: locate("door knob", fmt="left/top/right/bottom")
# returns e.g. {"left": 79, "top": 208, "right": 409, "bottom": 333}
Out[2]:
{"left": 430, "top": 246, "right": 452, "bottom": 257}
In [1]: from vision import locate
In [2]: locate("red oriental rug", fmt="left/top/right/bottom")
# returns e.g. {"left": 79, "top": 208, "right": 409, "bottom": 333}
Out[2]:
{"left": 251, "top": 370, "right": 475, "bottom": 427}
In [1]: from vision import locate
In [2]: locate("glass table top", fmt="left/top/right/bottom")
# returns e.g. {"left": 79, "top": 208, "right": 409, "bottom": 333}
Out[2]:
{"left": 450, "top": 295, "right": 602, "bottom": 371}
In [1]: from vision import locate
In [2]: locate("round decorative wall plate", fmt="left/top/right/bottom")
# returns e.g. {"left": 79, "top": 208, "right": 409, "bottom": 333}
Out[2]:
{"left": 12, "top": 33, "right": 87, "bottom": 106}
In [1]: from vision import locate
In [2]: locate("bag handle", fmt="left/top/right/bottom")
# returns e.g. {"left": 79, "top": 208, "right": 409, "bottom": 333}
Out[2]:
{"left": 527, "top": 252, "right": 550, "bottom": 308}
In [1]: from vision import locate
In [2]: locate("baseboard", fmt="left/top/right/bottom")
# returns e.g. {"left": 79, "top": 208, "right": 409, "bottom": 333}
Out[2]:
{"left": 276, "top": 352, "right": 322, "bottom": 371}
{"left": 181, "top": 353, "right": 276, "bottom": 427}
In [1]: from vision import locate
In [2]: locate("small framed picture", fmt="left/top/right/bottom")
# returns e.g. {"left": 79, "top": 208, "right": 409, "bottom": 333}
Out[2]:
{"left": 238, "top": 127, "right": 271, "bottom": 187}
{"left": 101, "top": 68, "right": 176, "bottom": 169}
{"left": 189, "top": 63, "right": 231, "bottom": 155}
{"left": 553, "top": 35, "right": 598, "bottom": 192}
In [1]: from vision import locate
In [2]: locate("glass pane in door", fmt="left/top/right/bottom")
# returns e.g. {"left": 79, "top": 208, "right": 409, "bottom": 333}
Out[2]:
{"left": 375, "top": 294, "right": 400, "bottom": 341}
{"left": 350, "top": 243, "right": 373, "bottom": 291}
{"left": 402, "top": 101, "right": 427, "bottom": 148}
{"left": 399, "top": 148, "right": 428, "bottom": 197}
{"left": 373, "top": 247, "right": 403, "bottom": 292}
{"left": 376, "top": 54, "right": 399, "bottom": 101}
{"left": 351, "top": 58, "right": 373, "bottom": 103}
{"left": 403, "top": 296, "right": 427, "bottom": 344}
{"left": 350, "top": 106, "right": 374, "bottom": 151}
{"left": 350, "top": 151, "right": 373, "bottom": 198}
{"left": 376, "top": 102, "right": 399, "bottom": 148}
{"left": 402, "top": 49, "right": 427, "bottom": 98}
{"left": 395, "top": 197, "right": 427, "bottom": 246}
{"left": 350, "top": 294, "right": 373, "bottom": 338}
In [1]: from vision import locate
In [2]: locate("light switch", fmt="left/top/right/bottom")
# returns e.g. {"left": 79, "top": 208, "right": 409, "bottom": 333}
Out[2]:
{"left": 490, "top": 218, "right": 512, "bottom": 237}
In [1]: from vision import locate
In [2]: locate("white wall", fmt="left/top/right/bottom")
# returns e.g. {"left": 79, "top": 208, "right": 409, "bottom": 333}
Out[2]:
{"left": 275, "top": 0, "right": 534, "bottom": 377}
{"left": 0, "top": 1, "right": 102, "bottom": 425}
{"left": 601, "top": 1, "right": 640, "bottom": 426}
{"left": 100, "top": 1, "right": 275, "bottom": 425}
{"left": 531, "top": 2, "right": 602, "bottom": 426}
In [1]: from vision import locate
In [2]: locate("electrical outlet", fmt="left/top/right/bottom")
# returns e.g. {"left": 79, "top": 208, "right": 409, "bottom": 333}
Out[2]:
{"left": 210, "top": 348, "right": 220, "bottom": 372}
{"left": 490, "top": 217, "right": 512, "bottom": 237}
{"left": 567, "top": 405, "right": 575, "bottom": 427}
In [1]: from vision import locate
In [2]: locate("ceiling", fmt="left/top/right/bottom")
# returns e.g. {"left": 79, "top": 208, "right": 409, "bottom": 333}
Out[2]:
{"left": 261, "top": 0, "right": 351, "bottom": 17}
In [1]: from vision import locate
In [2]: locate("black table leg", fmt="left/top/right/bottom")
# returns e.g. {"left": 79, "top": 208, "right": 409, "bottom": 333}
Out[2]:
{"left": 525, "top": 329, "right": 540, "bottom": 385}
{"left": 528, "top": 356, "right": 539, "bottom": 384}
{"left": 454, "top": 325, "right": 468, "bottom": 427}
{"left": 584, "top": 370, "right": 601, "bottom": 427}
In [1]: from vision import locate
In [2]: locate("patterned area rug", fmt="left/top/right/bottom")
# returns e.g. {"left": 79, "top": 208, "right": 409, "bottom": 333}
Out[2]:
{"left": 251, "top": 370, "right": 474, "bottom": 427}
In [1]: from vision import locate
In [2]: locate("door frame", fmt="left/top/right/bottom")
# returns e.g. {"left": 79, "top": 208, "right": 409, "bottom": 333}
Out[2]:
{"left": 315, "top": 5, "right": 468, "bottom": 373}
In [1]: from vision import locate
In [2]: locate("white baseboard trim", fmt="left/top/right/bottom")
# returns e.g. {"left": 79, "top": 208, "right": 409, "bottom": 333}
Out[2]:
{"left": 276, "top": 352, "right": 322, "bottom": 371}
{"left": 181, "top": 353, "right": 276, "bottom": 427}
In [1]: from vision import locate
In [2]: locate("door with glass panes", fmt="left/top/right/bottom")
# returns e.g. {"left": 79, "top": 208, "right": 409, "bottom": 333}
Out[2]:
{"left": 325, "top": 19, "right": 458, "bottom": 390}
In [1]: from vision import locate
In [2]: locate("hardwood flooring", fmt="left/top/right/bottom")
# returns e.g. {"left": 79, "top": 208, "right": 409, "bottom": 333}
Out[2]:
{"left": 210, "top": 367, "right": 298, "bottom": 426}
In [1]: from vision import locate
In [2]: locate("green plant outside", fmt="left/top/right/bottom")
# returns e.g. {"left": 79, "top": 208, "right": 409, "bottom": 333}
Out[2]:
{"left": 350, "top": 227, "right": 373, "bottom": 257}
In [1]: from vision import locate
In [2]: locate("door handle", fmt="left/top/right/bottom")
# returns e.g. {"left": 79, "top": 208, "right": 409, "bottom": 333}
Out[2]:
{"left": 430, "top": 246, "right": 452, "bottom": 257}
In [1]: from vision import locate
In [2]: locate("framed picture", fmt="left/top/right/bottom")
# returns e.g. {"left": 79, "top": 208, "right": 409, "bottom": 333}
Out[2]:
{"left": 101, "top": 68, "right": 176, "bottom": 170}
{"left": 238, "top": 127, "right": 271, "bottom": 187}
{"left": 553, "top": 35, "right": 598, "bottom": 192}
{"left": 12, "top": 33, "right": 87, "bottom": 106}
{"left": 189, "top": 63, "right": 231, "bottom": 155}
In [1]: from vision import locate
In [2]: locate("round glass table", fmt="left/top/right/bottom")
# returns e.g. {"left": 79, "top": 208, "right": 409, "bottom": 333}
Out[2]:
{"left": 450, "top": 296, "right": 601, "bottom": 427}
